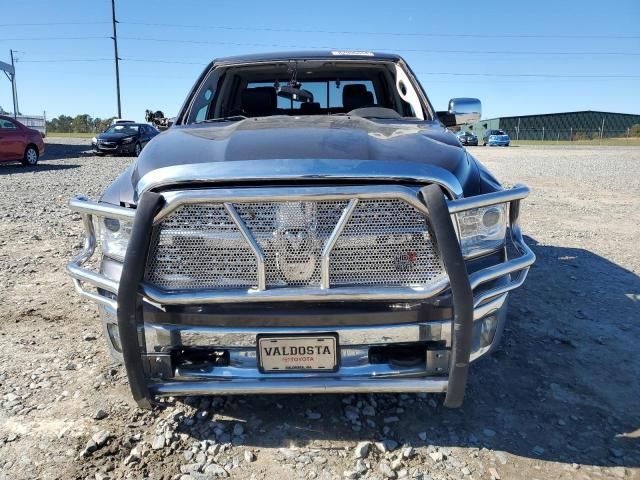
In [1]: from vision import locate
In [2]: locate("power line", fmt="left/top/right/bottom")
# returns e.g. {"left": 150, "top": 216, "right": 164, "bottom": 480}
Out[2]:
{"left": 0, "top": 21, "right": 109, "bottom": 26}
{"left": 3, "top": 19, "right": 638, "bottom": 39}
{"left": 19, "top": 58, "right": 113, "bottom": 63}
{"left": 120, "top": 21, "right": 640, "bottom": 40}
{"left": 118, "top": 36, "right": 640, "bottom": 57}
{"left": 17, "top": 58, "right": 203, "bottom": 65}
{"left": 122, "top": 58, "right": 206, "bottom": 65}
{"left": 0, "top": 36, "right": 109, "bottom": 41}
{"left": 415, "top": 72, "right": 640, "bottom": 78}
{"left": 7, "top": 33, "right": 638, "bottom": 57}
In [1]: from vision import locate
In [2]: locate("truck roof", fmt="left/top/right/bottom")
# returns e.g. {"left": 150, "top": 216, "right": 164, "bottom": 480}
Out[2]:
{"left": 213, "top": 50, "right": 403, "bottom": 65}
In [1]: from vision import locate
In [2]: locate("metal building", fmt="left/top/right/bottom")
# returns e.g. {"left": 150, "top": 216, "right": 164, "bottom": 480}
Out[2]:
{"left": 468, "top": 110, "right": 640, "bottom": 141}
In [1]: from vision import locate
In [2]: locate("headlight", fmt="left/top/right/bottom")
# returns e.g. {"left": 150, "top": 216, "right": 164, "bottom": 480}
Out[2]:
{"left": 91, "top": 137, "right": 97, "bottom": 144}
{"left": 121, "top": 136, "right": 135, "bottom": 144}
{"left": 456, "top": 203, "right": 507, "bottom": 258}
{"left": 98, "top": 217, "right": 132, "bottom": 261}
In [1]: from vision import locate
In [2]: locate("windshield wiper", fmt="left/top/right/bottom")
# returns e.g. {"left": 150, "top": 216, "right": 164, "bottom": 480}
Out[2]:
{"left": 196, "top": 115, "right": 247, "bottom": 124}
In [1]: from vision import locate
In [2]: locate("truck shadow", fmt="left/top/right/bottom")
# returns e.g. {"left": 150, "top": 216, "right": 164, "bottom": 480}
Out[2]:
{"left": 167, "top": 236, "right": 640, "bottom": 469}
{"left": 0, "top": 162, "right": 79, "bottom": 174}
{"left": 43, "top": 140, "right": 91, "bottom": 160}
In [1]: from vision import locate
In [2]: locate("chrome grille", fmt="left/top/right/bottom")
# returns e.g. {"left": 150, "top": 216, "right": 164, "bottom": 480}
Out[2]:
{"left": 146, "top": 204, "right": 257, "bottom": 290}
{"left": 329, "top": 199, "right": 443, "bottom": 286}
{"left": 144, "top": 193, "right": 447, "bottom": 293}
{"left": 234, "top": 201, "right": 349, "bottom": 287}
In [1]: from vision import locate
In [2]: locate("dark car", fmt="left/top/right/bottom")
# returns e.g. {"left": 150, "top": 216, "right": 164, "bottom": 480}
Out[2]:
{"left": 0, "top": 115, "right": 45, "bottom": 166}
{"left": 456, "top": 130, "right": 478, "bottom": 146}
{"left": 67, "top": 51, "right": 534, "bottom": 409}
{"left": 91, "top": 123, "right": 159, "bottom": 156}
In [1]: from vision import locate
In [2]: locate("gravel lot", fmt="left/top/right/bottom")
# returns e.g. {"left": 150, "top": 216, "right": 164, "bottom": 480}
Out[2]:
{"left": 0, "top": 138, "right": 638, "bottom": 480}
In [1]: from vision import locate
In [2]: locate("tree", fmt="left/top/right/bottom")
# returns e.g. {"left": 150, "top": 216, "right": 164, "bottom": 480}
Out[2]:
{"left": 57, "top": 115, "right": 73, "bottom": 132}
{"left": 630, "top": 124, "right": 640, "bottom": 137}
{"left": 46, "top": 114, "right": 117, "bottom": 133}
{"left": 72, "top": 114, "right": 93, "bottom": 133}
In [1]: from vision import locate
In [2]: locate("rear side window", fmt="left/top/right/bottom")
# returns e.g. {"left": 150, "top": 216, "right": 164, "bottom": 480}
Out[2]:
{"left": 0, "top": 119, "right": 17, "bottom": 129}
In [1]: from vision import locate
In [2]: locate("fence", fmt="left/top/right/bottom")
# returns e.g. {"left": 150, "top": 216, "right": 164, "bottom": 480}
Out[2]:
{"left": 15, "top": 114, "right": 47, "bottom": 137}
{"left": 506, "top": 128, "right": 635, "bottom": 142}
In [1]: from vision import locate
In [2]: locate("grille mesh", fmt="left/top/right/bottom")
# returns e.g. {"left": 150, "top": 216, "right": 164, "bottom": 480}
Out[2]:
{"left": 144, "top": 196, "right": 446, "bottom": 292}
{"left": 145, "top": 204, "right": 257, "bottom": 290}
{"left": 329, "top": 200, "right": 444, "bottom": 286}
{"left": 234, "top": 201, "right": 348, "bottom": 287}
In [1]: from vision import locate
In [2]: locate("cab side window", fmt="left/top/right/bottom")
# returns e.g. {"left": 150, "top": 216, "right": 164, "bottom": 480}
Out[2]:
{"left": 194, "top": 88, "right": 214, "bottom": 122}
{"left": 0, "top": 119, "right": 17, "bottom": 129}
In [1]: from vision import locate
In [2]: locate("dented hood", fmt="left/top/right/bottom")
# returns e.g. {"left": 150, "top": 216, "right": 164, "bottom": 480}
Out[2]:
{"left": 103, "top": 116, "right": 481, "bottom": 204}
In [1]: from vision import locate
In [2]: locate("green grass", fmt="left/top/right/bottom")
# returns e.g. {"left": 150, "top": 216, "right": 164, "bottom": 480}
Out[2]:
{"left": 512, "top": 137, "right": 640, "bottom": 146}
{"left": 46, "top": 132, "right": 96, "bottom": 138}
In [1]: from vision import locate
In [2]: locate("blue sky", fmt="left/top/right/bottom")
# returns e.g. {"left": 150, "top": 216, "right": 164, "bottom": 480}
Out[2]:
{"left": 1, "top": 0, "right": 639, "bottom": 122}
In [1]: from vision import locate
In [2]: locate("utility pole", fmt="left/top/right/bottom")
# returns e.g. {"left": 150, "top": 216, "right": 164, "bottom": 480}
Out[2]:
{"left": 10, "top": 49, "right": 18, "bottom": 118}
{"left": 111, "top": 0, "right": 122, "bottom": 118}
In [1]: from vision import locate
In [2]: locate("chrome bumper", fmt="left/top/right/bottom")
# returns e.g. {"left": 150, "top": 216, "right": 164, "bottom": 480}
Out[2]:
{"left": 150, "top": 378, "right": 451, "bottom": 396}
{"left": 66, "top": 184, "right": 534, "bottom": 406}
{"left": 95, "top": 292, "right": 507, "bottom": 396}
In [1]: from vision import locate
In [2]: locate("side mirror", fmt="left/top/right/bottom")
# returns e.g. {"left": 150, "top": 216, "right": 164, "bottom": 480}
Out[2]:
{"left": 437, "top": 98, "right": 481, "bottom": 127}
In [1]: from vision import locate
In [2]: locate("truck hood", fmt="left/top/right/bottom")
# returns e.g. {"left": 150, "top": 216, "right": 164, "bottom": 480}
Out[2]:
{"left": 104, "top": 116, "right": 481, "bottom": 204}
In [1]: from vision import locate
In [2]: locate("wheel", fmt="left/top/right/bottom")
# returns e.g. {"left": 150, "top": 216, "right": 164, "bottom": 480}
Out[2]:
{"left": 134, "top": 142, "right": 142, "bottom": 157}
{"left": 505, "top": 143, "right": 510, "bottom": 147}
{"left": 22, "top": 145, "right": 39, "bottom": 166}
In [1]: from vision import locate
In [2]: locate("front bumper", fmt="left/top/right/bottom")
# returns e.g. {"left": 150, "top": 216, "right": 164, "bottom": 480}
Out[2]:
{"left": 67, "top": 184, "right": 534, "bottom": 408}
{"left": 93, "top": 142, "right": 134, "bottom": 154}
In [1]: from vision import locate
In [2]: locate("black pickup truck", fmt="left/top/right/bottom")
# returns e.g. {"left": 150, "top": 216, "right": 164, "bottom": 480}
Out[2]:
{"left": 67, "top": 50, "right": 534, "bottom": 408}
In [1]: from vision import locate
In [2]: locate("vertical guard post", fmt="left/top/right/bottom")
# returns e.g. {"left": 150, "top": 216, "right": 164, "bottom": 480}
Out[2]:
{"left": 117, "top": 191, "right": 164, "bottom": 408}
{"left": 422, "top": 184, "right": 474, "bottom": 408}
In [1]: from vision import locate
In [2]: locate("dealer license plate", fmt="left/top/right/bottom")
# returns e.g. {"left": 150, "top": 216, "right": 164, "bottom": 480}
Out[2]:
{"left": 257, "top": 334, "right": 338, "bottom": 373}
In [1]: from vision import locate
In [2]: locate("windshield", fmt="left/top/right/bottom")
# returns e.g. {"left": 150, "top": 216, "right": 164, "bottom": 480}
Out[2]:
{"left": 105, "top": 125, "right": 139, "bottom": 135}
{"left": 186, "top": 60, "right": 428, "bottom": 123}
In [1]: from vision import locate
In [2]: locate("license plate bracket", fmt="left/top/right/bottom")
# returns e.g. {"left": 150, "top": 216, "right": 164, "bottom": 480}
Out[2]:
{"left": 257, "top": 333, "right": 339, "bottom": 373}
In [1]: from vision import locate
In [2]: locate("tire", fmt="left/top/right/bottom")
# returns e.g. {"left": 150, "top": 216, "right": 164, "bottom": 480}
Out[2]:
{"left": 134, "top": 143, "right": 142, "bottom": 157}
{"left": 22, "top": 145, "right": 39, "bottom": 166}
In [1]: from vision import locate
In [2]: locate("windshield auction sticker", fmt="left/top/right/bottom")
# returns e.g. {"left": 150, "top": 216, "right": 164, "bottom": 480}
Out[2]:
{"left": 331, "top": 50, "right": 374, "bottom": 56}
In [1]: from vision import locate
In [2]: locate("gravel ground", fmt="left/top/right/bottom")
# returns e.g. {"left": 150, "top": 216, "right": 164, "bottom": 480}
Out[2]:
{"left": 0, "top": 138, "right": 638, "bottom": 480}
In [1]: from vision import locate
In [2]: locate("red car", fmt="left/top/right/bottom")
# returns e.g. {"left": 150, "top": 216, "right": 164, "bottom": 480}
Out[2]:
{"left": 0, "top": 115, "right": 45, "bottom": 166}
